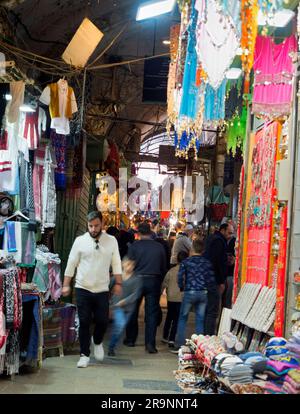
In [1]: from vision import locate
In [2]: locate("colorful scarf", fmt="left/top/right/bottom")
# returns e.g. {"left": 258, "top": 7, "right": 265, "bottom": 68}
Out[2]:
{"left": 6, "top": 221, "right": 17, "bottom": 253}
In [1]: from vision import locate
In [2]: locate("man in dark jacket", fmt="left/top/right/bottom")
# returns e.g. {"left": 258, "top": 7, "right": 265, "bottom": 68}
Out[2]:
{"left": 204, "top": 223, "right": 234, "bottom": 335}
{"left": 156, "top": 228, "right": 171, "bottom": 271}
{"left": 123, "top": 222, "right": 167, "bottom": 353}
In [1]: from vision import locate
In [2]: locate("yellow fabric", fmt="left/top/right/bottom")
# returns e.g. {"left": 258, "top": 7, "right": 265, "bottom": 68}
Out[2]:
{"left": 49, "top": 83, "right": 73, "bottom": 119}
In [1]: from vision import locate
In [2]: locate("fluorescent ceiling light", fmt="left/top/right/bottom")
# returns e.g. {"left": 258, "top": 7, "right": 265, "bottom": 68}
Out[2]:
{"left": 5, "top": 94, "right": 12, "bottom": 101}
{"left": 162, "top": 39, "right": 171, "bottom": 45}
{"left": 20, "top": 105, "right": 35, "bottom": 113}
{"left": 136, "top": 0, "right": 176, "bottom": 21}
{"left": 226, "top": 68, "right": 242, "bottom": 79}
{"left": 258, "top": 9, "right": 295, "bottom": 27}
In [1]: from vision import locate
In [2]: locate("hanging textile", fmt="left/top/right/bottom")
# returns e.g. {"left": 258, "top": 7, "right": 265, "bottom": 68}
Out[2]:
{"left": 233, "top": 164, "right": 245, "bottom": 303}
{"left": 33, "top": 146, "right": 45, "bottom": 223}
{"left": 196, "top": 0, "right": 240, "bottom": 90}
{"left": 32, "top": 247, "right": 61, "bottom": 301}
{"left": 204, "top": 79, "right": 227, "bottom": 123}
{"left": 41, "top": 145, "right": 57, "bottom": 231}
{"left": 225, "top": 78, "right": 244, "bottom": 119}
{"left": 246, "top": 121, "right": 280, "bottom": 285}
{"left": 0, "top": 267, "right": 22, "bottom": 375}
{"left": 19, "top": 107, "right": 47, "bottom": 150}
{"left": 39, "top": 79, "right": 78, "bottom": 136}
{"left": 50, "top": 129, "right": 67, "bottom": 190}
{"left": 240, "top": 0, "right": 259, "bottom": 93}
{"left": 179, "top": 1, "right": 199, "bottom": 121}
{"left": 226, "top": 105, "right": 248, "bottom": 156}
{"left": 252, "top": 35, "right": 297, "bottom": 118}
{"left": 19, "top": 152, "right": 36, "bottom": 228}
{"left": 258, "top": 0, "right": 284, "bottom": 33}
{"left": 172, "top": 0, "right": 205, "bottom": 156}
{"left": 0, "top": 115, "right": 19, "bottom": 194}
{"left": 2, "top": 221, "right": 36, "bottom": 266}
{"left": 274, "top": 204, "right": 288, "bottom": 337}
{"left": 167, "top": 24, "right": 181, "bottom": 124}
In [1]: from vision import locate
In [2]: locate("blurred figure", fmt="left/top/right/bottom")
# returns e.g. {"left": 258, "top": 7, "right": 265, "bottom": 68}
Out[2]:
{"left": 168, "top": 230, "right": 177, "bottom": 252}
{"left": 124, "top": 222, "right": 167, "bottom": 353}
{"left": 106, "top": 226, "right": 120, "bottom": 239}
{"left": 204, "top": 223, "right": 234, "bottom": 335}
{"left": 170, "top": 224, "right": 193, "bottom": 266}
{"left": 108, "top": 257, "right": 142, "bottom": 357}
{"left": 156, "top": 228, "right": 171, "bottom": 271}
{"left": 161, "top": 250, "right": 189, "bottom": 347}
{"left": 223, "top": 220, "right": 237, "bottom": 309}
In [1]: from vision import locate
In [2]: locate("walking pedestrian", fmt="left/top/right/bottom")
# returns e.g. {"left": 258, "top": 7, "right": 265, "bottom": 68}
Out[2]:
{"left": 170, "top": 224, "right": 193, "bottom": 266}
{"left": 161, "top": 250, "right": 189, "bottom": 347}
{"left": 108, "top": 257, "right": 142, "bottom": 357}
{"left": 172, "top": 239, "right": 217, "bottom": 352}
{"left": 123, "top": 222, "right": 167, "bottom": 353}
{"left": 62, "top": 211, "right": 122, "bottom": 368}
{"left": 204, "top": 223, "right": 234, "bottom": 335}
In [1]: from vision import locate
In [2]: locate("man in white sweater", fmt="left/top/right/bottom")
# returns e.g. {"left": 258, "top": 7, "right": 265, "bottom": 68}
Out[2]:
{"left": 62, "top": 211, "right": 122, "bottom": 368}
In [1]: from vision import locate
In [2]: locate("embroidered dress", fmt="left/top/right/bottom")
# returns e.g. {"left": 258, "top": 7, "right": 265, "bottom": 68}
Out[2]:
{"left": 50, "top": 129, "right": 67, "bottom": 190}
{"left": 252, "top": 35, "right": 297, "bottom": 117}
{"left": 196, "top": 0, "right": 239, "bottom": 90}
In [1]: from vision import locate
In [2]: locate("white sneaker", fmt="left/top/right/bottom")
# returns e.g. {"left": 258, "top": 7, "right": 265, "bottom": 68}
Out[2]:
{"left": 77, "top": 354, "right": 90, "bottom": 368}
{"left": 93, "top": 339, "right": 104, "bottom": 361}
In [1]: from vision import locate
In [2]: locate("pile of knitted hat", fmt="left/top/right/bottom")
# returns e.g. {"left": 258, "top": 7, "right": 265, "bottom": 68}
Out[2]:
{"left": 282, "top": 369, "right": 300, "bottom": 394}
{"left": 211, "top": 353, "right": 253, "bottom": 384}
{"left": 252, "top": 336, "right": 300, "bottom": 394}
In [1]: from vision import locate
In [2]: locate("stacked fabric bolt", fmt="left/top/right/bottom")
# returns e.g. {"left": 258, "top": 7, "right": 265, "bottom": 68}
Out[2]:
{"left": 227, "top": 364, "right": 253, "bottom": 384}
{"left": 282, "top": 369, "right": 300, "bottom": 394}
{"left": 253, "top": 360, "right": 298, "bottom": 381}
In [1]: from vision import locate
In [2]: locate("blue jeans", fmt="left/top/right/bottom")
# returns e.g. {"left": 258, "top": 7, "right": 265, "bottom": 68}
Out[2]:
{"left": 109, "top": 307, "right": 131, "bottom": 350}
{"left": 175, "top": 290, "right": 208, "bottom": 347}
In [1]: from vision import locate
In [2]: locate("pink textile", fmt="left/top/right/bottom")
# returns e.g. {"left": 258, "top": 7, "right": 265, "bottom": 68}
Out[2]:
{"left": 252, "top": 35, "right": 297, "bottom": 117}
{"left": 23, "top": 110, "right": 39, "bottom": 150}
{"left": 48, "top": 263, "right": 62, "bottom": 302}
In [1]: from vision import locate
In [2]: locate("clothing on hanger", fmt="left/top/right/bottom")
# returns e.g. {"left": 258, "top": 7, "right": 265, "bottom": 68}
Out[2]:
{"left": 39, "top": 79, "right": 77, "bottom": 136}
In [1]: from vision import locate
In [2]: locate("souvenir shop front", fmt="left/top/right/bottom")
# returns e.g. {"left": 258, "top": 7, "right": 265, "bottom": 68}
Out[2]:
{"left": 0, "top": 64, "right": 85, "bottom": 375}
{"left": 168, "top": 0, "right": 300, "bottom": 394}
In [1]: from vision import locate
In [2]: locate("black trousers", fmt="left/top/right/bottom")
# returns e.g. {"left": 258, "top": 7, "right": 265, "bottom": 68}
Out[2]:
{"left": 76, "top": 288, "right": 109, "bottom": 357}
{"left": 125, "top": 275, "right": 162, "bottom": 348}
{"left": 163, "top": 301, "right": 181, "bottom": 342}
{"left": 204, "top": 288, "right": 221, "bottom": 336}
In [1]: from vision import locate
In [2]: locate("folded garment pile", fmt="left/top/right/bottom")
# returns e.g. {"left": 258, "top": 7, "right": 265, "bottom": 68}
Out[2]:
{"left": 173, "top": 332, "right": 300, "bottom": 394}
